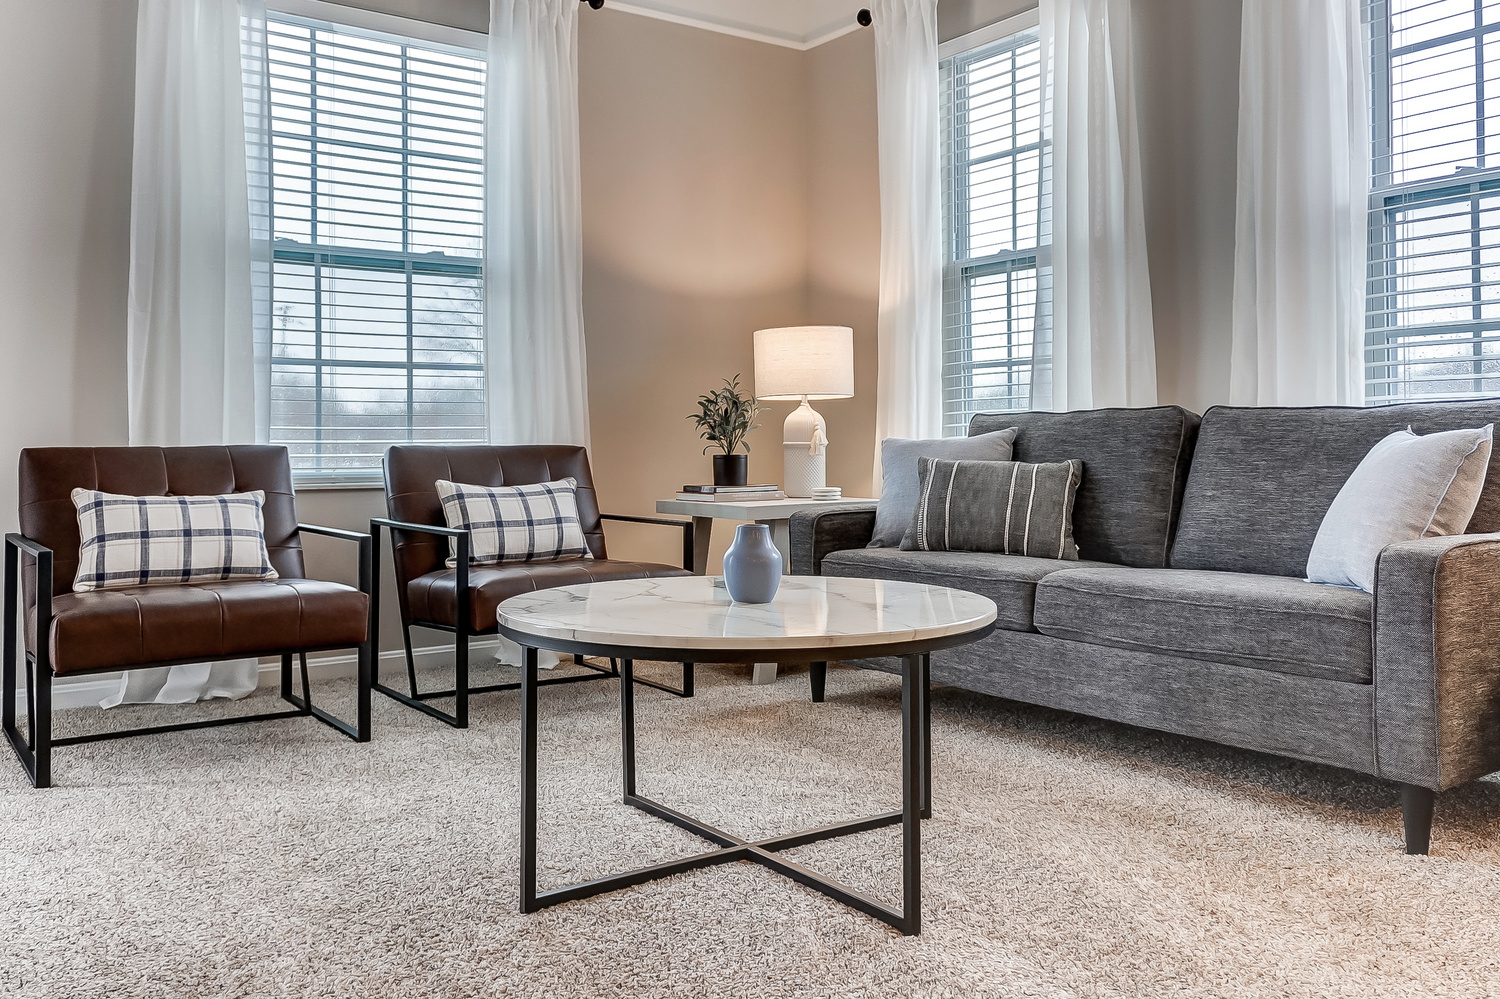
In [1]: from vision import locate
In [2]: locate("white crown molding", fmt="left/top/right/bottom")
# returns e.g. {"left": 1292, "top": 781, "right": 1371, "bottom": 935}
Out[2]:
{"left": 606, "top": 0, "right": 868, "bottom": 51}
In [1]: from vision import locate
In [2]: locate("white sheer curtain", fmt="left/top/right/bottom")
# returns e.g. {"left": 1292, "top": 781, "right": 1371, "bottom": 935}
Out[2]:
{"left": 873, "top": 0, "right": 943, "bottom": 478}
{"left": 485, "top": 0, "right": 591, "bottom": 447}
{"left": 118, "top": 0, "right": 270, "bottom": 707}
{"left": 1032, "top": 0, "right": 1157, "bottom": 411}
{"left": 1230, "top": 0, "right": 1368, "bottom": 406}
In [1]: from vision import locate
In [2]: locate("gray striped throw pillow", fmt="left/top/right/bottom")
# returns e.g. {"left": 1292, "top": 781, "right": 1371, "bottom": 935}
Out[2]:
{"left": 901, "top": 457, "right": 1084, "bottom": 559}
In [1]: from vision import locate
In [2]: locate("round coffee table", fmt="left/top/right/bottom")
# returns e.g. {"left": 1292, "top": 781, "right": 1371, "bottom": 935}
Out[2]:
{"left": 497, "top": 575, "right": 997, "bottom": 936}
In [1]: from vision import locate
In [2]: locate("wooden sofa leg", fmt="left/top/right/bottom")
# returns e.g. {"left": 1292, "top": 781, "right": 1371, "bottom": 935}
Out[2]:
{"left": 1401, "top": 784, "right": 1436, "bottom": 855}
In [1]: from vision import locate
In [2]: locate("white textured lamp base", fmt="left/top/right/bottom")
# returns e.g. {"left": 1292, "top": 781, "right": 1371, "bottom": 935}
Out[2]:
{"left": 783, "top": 445, "right": 826, "bottom": 499}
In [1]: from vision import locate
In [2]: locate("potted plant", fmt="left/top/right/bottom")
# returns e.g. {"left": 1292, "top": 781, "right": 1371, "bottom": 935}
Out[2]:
{"left": 689, "top": 375, "right": 761, "bottom": 486}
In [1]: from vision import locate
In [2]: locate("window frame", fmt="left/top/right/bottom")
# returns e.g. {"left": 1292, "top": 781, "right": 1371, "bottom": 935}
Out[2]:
{"left": 939, "top": 10, "right": 1046, "bottom": 437}
{"left": 1365, "top": 0, "right": 1500, "bottom": 404}
{"left": 264, "top": 1, "right": 488, "bottom": 488}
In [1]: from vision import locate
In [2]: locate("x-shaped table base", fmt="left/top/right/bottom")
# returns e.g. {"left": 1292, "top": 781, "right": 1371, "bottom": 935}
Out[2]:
{"left": 518, "top": 653, "right": 931, "bottom": 936}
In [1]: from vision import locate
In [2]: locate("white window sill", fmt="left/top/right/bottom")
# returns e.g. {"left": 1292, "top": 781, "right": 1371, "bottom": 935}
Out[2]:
{"left": 292, "top": 475, "right": 385, "bottom": 492}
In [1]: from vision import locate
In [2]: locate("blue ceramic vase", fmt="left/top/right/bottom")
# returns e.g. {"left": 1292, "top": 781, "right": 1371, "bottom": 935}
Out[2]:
{"left": 722, "top": 523, "right": 782, "bottom": 603}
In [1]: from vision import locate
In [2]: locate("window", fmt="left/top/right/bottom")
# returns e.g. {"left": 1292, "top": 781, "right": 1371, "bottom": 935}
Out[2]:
{"left": 939, "top": 21, "right": 1046, "bottom": 436}
{"left": 1366, "top": 0, "right": 1500, "bottom": 402}
{"left": 265, "top": 12, "right": 486, "bottom": 478}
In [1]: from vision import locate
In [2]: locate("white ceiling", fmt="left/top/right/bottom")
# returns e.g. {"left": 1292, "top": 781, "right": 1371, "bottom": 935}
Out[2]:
{"left": 607, "top": 0, "right": 871, "bottom": 50}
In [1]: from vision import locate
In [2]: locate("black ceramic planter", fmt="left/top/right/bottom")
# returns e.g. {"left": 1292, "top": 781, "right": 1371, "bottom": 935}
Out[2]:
{"left": 712, "top": 453, "right": 748, "bottom": 487}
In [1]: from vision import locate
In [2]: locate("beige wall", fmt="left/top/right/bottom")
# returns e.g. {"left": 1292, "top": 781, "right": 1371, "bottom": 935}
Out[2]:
{"left": 1135, "top": 0, "right": 1242, "bottom": 413}
{"left": 325, "top": 0, "right": 487, "bottom": 33}
{"left": 938, "top": 0, "right": 1036, "bottom": 42}
{"left": 577, "top": 9, "right": 812, "bottom": 571}
{"left": 0, "top": 0, "right": 136, "bottom": 540}
{"left": 806, "top": 28, "right": 880, "bottom": 498}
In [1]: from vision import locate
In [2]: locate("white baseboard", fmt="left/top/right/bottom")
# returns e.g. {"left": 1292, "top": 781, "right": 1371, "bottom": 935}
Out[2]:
{"left": 29, "top": 640, "right": 505, "bottom": 712}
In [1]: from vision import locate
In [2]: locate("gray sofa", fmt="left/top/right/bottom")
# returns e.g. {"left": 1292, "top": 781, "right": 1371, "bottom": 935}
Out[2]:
{"left": 791, "top": 402, "right": 1500, "bottom": 854}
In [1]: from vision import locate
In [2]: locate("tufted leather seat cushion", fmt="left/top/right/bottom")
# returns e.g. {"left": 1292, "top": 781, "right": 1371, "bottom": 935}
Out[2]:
{"left": 41, "top": 579, "right": 369, "bottom": 676}
{"left": 408, "top": 559, "right": 690, "bottom": 633}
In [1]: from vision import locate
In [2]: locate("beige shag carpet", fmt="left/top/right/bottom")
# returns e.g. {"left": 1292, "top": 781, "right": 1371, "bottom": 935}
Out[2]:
{"left": 2, "top": 660, "right": 1499, "bottom": 998}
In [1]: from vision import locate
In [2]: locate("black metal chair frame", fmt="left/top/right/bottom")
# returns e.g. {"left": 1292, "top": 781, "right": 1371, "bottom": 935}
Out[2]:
{"left": 3, "top": 525, "right": 375, "bottom": 789}
{"left": 370, "top": 514, "right": 696, "bottom": 729}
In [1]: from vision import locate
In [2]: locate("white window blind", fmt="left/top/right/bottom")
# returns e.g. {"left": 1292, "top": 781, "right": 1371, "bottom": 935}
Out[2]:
{"left": 1367, "top": 0, "right": 1500, "bottom": 402}
{"left": 266, "top": 13, "right": 486, "bottom": 477}
{"left": 940, "top": 25, "right": 1046, "bottom": 436}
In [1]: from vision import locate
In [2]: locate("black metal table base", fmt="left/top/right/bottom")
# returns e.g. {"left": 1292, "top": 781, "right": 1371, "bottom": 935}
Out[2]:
{"left": 373, "top": 650, "right": 693, "bottom": 729}
{"left": 519, "top": 650, "right": 932, "bottom": 935}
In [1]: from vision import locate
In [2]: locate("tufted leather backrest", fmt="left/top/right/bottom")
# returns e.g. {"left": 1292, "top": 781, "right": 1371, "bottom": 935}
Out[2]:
{"left": 17, "top": 446, "right": 306, "bottom": 598}
{"left": 383, "top": 445, "right": 606, "bottom": 613}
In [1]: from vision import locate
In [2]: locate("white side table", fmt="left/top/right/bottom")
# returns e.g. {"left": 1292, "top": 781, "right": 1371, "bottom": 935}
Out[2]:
{"left": 654, "top": 495, "right": 877, "bottom": 684}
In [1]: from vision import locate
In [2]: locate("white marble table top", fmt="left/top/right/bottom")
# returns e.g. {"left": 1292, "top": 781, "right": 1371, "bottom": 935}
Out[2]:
{"left": 496, "top": 575, "right": 997, "bottom": 653}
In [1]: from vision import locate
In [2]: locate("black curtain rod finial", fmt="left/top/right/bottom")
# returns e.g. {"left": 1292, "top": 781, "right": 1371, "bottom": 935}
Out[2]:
{"left": 857, "top": 8, "right": 872, "bottom": 27}
{"left": 583, "top": 0, "right": 604, "bottom": 9}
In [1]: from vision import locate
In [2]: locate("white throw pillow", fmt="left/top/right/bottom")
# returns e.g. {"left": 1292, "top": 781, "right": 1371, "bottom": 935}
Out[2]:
{"left": 435, "top": 477, "right": 594, "bottom": 566}
{"left": 70, "top": 488, "right": 278, "bottom": 592}
{"left": 869, "top": 428, "right": 1019, "bottom": 548}
{"left": 1306, "top": 424, "right": 1494, "bottom": 592}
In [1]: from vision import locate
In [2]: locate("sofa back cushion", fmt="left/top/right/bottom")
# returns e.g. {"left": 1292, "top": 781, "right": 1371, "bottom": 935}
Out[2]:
{"left": 1170, "top": 401, "right": 1500, "bottom": 577}
{"left": 969, "top": 406, "right": 1200, "bottom": 567}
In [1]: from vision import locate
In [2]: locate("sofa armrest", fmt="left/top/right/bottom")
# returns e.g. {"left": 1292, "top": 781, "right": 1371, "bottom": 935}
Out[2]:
{"left": 789, "top": 503, "right": 878, "bottom": 575}
{"left": 1374, "top": 532, "right": 1500, "bottom": 790}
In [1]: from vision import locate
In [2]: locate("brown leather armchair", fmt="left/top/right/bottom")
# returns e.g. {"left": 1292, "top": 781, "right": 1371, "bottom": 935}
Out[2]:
{"left": 4, "top": 446, "right": 373, "bottom": 788}
{"left": 374, "top": 444, "right": 694, "bottom": 728}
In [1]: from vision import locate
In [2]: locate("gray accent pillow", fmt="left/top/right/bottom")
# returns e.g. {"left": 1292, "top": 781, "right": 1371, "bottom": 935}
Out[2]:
{"left": 900, "top": 457, "right": 1083, "bottom": 559}
{"left": 870, "top": 428, "right": 1018, "bottom": 548}
{"left": 1306, "top": 424, "right": 1494, "bottom": 592}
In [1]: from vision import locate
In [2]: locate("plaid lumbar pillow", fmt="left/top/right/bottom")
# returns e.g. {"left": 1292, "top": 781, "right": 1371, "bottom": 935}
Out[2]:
{"left": 901, "top": 457, "right": 1084, "bottom": 560}
{"left": 435, "top": 478, "right": 594, "bottom": 566}
{"left": 70, "top": 488, "right": 279, "bottom": 592}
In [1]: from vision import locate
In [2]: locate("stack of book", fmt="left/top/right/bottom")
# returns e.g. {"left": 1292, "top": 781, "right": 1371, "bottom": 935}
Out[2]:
{"left": 675, "top": 484, "right": 787, "bottom": 502}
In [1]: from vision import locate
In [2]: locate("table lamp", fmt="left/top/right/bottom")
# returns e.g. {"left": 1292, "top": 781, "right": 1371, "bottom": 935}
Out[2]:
{"left": 753, "top": 326, "right": 855, "bottom": 498}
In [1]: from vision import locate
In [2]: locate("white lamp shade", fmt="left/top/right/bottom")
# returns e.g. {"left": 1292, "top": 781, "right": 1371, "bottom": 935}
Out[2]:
{"left": 753, "top": 326, "right": 855, "bottom": 401}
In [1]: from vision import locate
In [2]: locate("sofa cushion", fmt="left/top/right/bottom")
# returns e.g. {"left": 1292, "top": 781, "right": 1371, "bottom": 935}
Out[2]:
{"left": 820, "top": 547, "right": 1116, "bottom": 633}
{"left": 1033, "top": 567, "right": 1373, "bottom": 683}
{"left": 969, "top": 406, "right": 1199, "bottom": 568}
{"left": 1170, "top": 401, "right": 1500, "bottom": 578}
